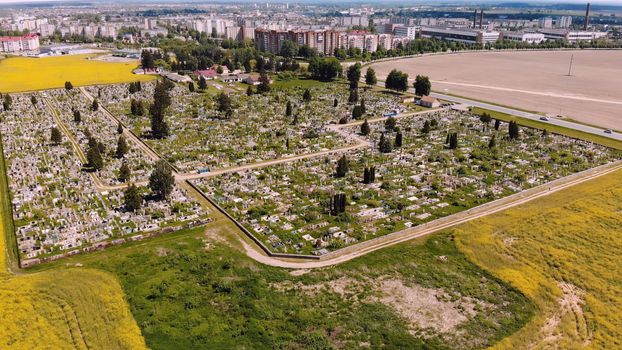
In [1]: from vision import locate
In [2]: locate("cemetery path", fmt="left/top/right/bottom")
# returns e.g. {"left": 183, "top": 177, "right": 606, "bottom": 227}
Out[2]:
{"left": 177, "top": 109, "right": 436, "bottom": 181}
{"left": 79, "top": 87, "right": 162, "bottom": 163}
{"left": 42, "top": 95, "right": 114, "bottom": 193}
{"left": 238, "top": 160, "right": 622, "bottom": 269}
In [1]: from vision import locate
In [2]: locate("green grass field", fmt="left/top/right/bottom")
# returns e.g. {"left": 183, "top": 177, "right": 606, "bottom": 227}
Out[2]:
{"left": 0, "top": 54, "right": 155, "bottom": 93}
{"left": 27, "top": 223, "right": 534, "bottom": 350}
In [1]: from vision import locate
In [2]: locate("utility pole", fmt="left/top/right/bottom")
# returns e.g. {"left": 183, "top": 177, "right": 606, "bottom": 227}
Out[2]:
{"left": 567, "top": 54, "right": 574, "bottom": 76}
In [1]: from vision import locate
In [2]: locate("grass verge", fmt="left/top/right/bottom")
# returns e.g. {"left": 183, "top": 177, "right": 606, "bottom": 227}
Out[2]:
{"left": 471, "top": 107, "right": 622, "bottom": 150}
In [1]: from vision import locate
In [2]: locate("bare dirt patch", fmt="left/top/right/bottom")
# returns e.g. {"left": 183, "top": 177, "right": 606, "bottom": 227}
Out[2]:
{"left": 371, "top": 279, "right": 479, "bottom": 335}
{"left": 540, "top": 282, "right": 591, "bottom": 347}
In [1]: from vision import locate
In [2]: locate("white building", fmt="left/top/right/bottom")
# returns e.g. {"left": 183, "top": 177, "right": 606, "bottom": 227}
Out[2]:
{"left": 501, "top": 31, "right": 545, "bottom": 44}
{"left": 539, "top": 17, "right": 553, "bottom": 29}
{"left": 420, "top": 27, "right": 499, "bottom": 44}
{"left": 394, "top": 26, "right": 419, "bottom": 40}
{"left": 0, "top": 33, "right": 40, "bottom": 52}
{"left": 558, "top": 16, "right": 572, "bottom": 29}
{"left": 541, "top": 29, "right": 608, "bottom": 42}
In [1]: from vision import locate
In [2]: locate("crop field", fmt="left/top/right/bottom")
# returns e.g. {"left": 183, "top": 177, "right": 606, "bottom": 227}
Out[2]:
{"left": 453, "top": 168, "right": 622, "bottom": 348}
{"left": 0, "top": 54, "right": 154, "bottom": 93}
{"left": 370, "top": 50, "right": 622, "bottom": 130}
{"left": 0, "top": 140, "right": 147, "bottom": 350}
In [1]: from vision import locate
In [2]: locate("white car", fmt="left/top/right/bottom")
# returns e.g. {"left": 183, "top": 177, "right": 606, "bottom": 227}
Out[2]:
{"left": 540, "top": 116, "right": 550, "bottom": 121}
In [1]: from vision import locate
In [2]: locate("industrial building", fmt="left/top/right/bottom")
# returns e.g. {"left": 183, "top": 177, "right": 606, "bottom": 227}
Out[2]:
{"left": 501, "top": 32, "right": 545, "bottom": 44}
{"left": 540, "top": 29, "right": 607, "bottom": 42}
{"left": 420, "top": 27, "right": 499, "bottom": 44}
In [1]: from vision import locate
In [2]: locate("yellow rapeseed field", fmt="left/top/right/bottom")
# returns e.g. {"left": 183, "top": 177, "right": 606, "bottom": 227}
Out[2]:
{"left": 0, "top": 143, "right": 147, "bottom": 349}
{"left": 454, "top": 169, "right": 622, "bottom": 349}
{"left": 0, "top": 54, "right": 154, "bottom": 93}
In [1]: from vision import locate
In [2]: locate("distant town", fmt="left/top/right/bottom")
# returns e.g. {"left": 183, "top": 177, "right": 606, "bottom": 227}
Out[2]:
{"left": 1, "top": 2, "right": 620, "bottom": 56}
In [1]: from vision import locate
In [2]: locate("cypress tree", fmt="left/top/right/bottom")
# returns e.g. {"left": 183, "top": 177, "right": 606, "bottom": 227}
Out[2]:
{"left": 395, "top": 131, "right": 403, "bottom": 147}
{"left": 336, "top": 155, "right": 349, "bottom": 178}
{"left": 361, "top": 119, "right": 370, "bottom": 135}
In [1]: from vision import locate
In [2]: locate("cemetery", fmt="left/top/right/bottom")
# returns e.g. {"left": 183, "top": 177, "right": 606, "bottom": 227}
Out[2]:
{"left": 194, "top": 109, "right": 621, "bottom": 255}
{"left": 0, "top": 93, "right": 209, "bottom": 264}
{"left": 90, "top": 80, "right": 409, "bottom": 172}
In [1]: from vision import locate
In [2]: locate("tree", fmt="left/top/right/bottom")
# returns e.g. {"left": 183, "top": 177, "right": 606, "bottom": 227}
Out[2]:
{"left": 509, "top": 120, "right": 520, "bottom": 139}
{"left": 347, "top": 63, "right": 361, "bottom": 89}
{"left": 494, "top": 119, "right": 501, "bottom": 130}
{"left": 2, "top": 94, "right": 12, "bottom": 111}
{"left": 92, "top": 99, "right": 99, "bottom": 111}
{"left": 414, "top": 75, "right": 432, "bottom": 96}
{"left": 361, "top": 119, "right": 370, "bottom": 135}
{"left": 385, "top": 116, "right": 396, "bottom": 131}
{"left": 488, "top": 134, "right": 496, "bottom": 149}
{"left": 256, "top": 73, "right": 271, "bottom": 93}
{"left": 279, "top": 40, "right": 298, "bottom": 58}
{"left": 65, "top": 81, "right": 73, "bottom": 90}
{"left": 73, "top": 110, "right": 81, "bottom": 123}
{"left": 117, "top": 121, "right": 123, "bottom": 134}
{"left": 217, "top": 92, "right": 233, "bottom": 118}
{"left": 352, "top": 105, "right": 364, "bottom": 120}
{"left": 30, "top": 95, "right": 37, "bottom": 105}
{"left": 480, "top": 112, "right": 492, "bottom": 124}
{"left": 150, "top": 80, "right": 173, "bottom": 138}
{"left": 330, "top": 193, "right": 347, "bottom": 216}
{"left": 448, "top": 132, "right": 458, "bottom": 149}
{"left": 286, "top": 101, "right": 293, "bottom": 117}
{"left": 246, "top": 85, "right": 253, "bottom": 96}
{"left": 360, "top": 99, "right": 366, "bottom": 113}
{"left": 333, "top": 98, "right": 338, "bottom": 107}
{"left": 124, "top": 184, "right": 142, "bottom": 212}
{"left": 363, "top": 166, "right": 376, "bottom": 184}
{"left": 87, "top": 144, "right": 104, "bottom": 171}
{"left": 365, "top": 67, "right": 377, "bottom": 87}
{"left": 378, "top": 133, "right": 393, "bottom": 153}
{"left": 188, "top": 81, "right": 195, "bottom": 92}
{"left": 385, "top": 69, "right": 409, "bottom": 92}
{"left": 421, "top": 120, "right": 431, "bottom": 134}
{"left": 198, "top": 76, "right": 208, "bottom": 90}
{"left": 395, "top": 131, "right": 403, "bottom": 147}
{"left": 302, "top": 89, "right": 312, "bottom": 102}
{"left": 149, "top": 160, "right": 175, "bottom": 199}
{"left": 141, "top": 50, "right": 155, "bottom": 71}
{"left": 336, "top": 155, "right": 349, "bottom": 178}
{"left": 308, "top": 57, "right": 342, "bottom": 81}
{"left": 115, "top": 135, "right": 129, "bottom": 158}
{"left": 119, "top": 162, "right": 131, "bottom": 182}
{"left": 348, "top": 89, "right": 359, "bottom": 103}
{"left": 50, "top": 127, "right": 62, "bottom": 145}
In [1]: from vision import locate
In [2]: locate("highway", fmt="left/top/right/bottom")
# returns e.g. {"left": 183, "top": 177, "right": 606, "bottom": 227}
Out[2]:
{"left": 429, "top": 91, "right": 622, "bottom": 141}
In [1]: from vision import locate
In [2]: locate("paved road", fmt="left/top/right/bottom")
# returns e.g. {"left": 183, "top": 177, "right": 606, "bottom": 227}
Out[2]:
{"left": 429, "top": 91, "right": 622, "bottom": 141}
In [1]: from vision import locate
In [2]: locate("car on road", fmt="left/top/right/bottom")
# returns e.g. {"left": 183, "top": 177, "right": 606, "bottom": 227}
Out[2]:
{"left": 540, "top": 116, "right": 550, "bottom": 121}
{"left": 604, "top": 129, "right": 613, "bottom": 134}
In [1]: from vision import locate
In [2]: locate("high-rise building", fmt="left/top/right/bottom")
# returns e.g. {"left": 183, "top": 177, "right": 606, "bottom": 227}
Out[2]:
{"left": 559, "top": 16, "right": 572, "bottom": 29}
